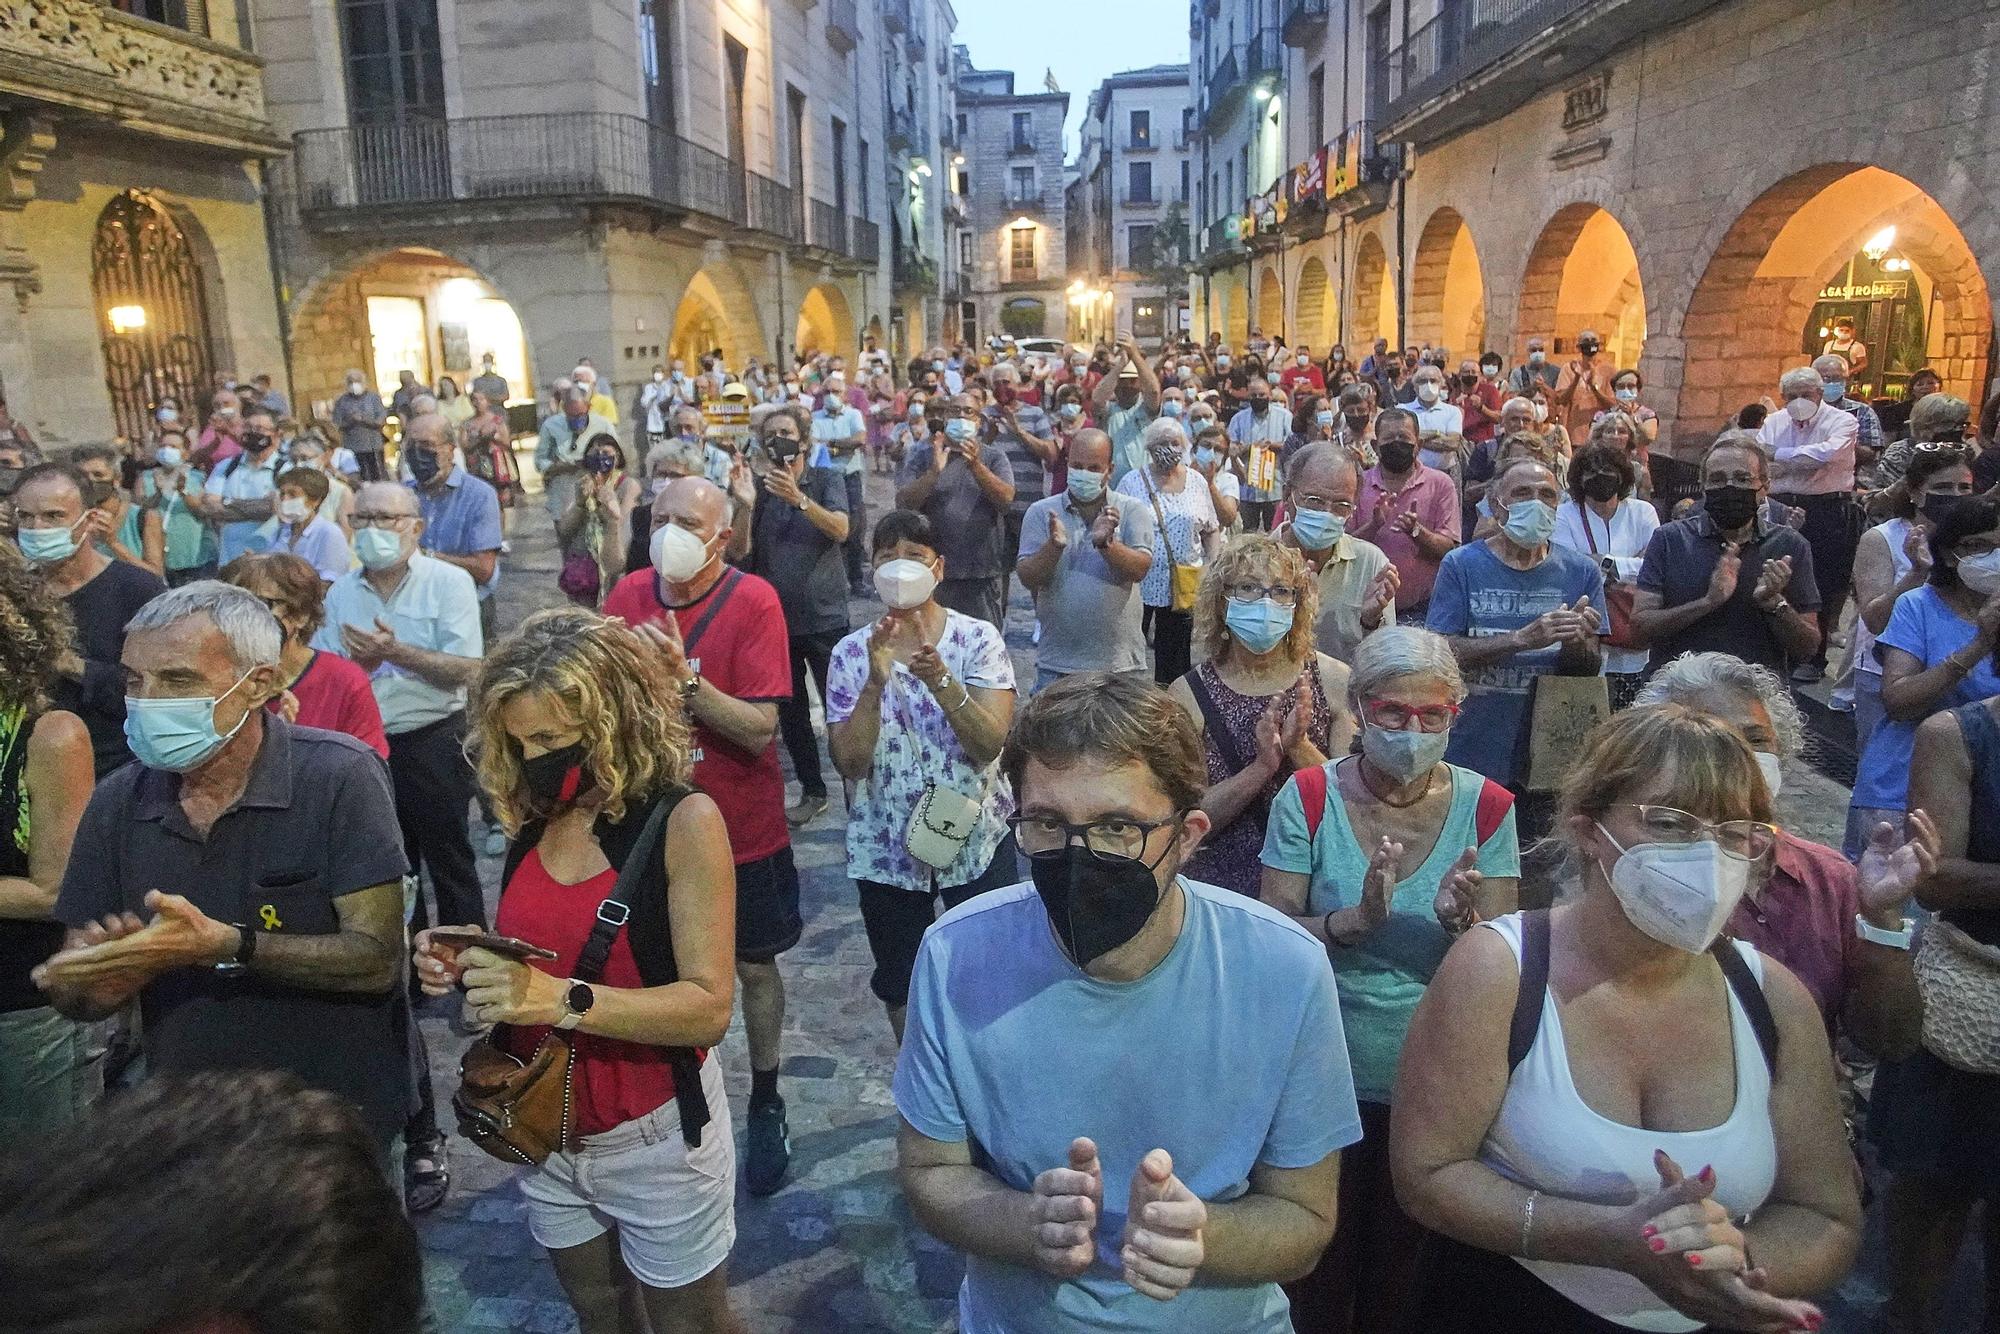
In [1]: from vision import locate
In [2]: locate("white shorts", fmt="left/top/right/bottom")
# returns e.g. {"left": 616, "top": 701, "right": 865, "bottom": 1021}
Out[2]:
{"left": 519, "top": 1055, "right": 736, "bottom": 1289}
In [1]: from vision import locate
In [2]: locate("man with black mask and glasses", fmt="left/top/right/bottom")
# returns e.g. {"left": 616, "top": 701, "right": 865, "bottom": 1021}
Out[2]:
{"left": 894, "top": 673, "right": 1357, "bottom": 1334}
{"left": 1630, "top": 432, "right": 1821, "bottom": 675}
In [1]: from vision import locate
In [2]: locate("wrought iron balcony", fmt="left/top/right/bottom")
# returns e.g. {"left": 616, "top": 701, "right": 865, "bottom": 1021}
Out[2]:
{"left": 1205, "top": 47, "right": 1243, "bottom": 117}
{"left": 0, "top": 0, "right": 284, "bottom": 156}
{"left": 894, "top": 250, "right": 937, "bottom": 292}
{"left": 1009, "top": 132, "right": 1036, "bottom": 155}
{"left": 291, "top": 112, "right": 809, "bottom": 246}
{"left": 1195, "top": 216, "right": 1245, "bottom": 267}
{"left": 852, "top": 216, "right": 881, "bottom": 265}
{"left": 1121, "top": 188, "right": 1160, "bottom": 208}
{"left": 881, "top": 0, "right": 911, "bottom": 33}
{"left": 906, "top": 30, "right": 927, "bottom": 63}
{"left": 1004, "top": 190, "right": 1046, "bottom": 215}
{"left": 1281, "top": 0, "right": 1329, "bottom": 47}
{"left": 1245, "top": 29, "right": 1284, "bottom": 83}
{"left": 827, "top": 0, "right": 861, "bottom": 52}
{"left": 887, "top": 108, "right": 917, "bottom": 152}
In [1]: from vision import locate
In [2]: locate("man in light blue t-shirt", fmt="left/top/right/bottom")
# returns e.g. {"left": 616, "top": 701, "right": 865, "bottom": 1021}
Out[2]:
{"left": 894, "top": 674, "right": 1360, "bottom": 1334}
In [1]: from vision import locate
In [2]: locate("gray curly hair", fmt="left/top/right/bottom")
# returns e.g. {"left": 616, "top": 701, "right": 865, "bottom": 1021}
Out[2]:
{"left": 1632, "top": 651, "right": 1804, "bottom": 760}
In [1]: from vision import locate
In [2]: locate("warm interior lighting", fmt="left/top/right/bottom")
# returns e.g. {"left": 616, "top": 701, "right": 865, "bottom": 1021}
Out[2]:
{"left": 1862, "top": 225, "right": 1897, "bottom": 261}
{"left": 107, "top": 304, "right": 146, "bottom": 334}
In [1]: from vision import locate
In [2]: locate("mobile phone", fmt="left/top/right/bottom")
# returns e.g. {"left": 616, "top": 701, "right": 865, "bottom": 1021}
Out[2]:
{"left": 428, "top": 926, "right": 559, "bottom": 963}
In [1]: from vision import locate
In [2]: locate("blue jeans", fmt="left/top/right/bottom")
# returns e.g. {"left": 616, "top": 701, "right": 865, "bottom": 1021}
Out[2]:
{"left": 0, "top": 1005, "right": 100, "bottom": 1138}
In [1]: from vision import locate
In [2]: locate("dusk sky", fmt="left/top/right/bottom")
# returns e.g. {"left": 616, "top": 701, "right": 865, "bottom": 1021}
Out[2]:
{"left": 952, "top": 1, "right": 1191, "bottom": 155}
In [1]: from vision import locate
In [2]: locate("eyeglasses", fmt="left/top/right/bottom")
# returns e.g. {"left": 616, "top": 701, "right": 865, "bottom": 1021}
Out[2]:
{"left": 1224, "top": 581, "right": 1300, "bottom": 607}
{"left": 1008, "top": 813, "right": 1183, "bottom": 860}
{"left": 1292, "top": 493, "right": 1357, "bottom": 517}
{"left": 1703, "top": 471, "right": 1761, "bottom": 489}
{"left": 1914, "top": 437, "right": 1968, "bottom": 453}
{"left": 1612, "top": 804, "right": 1778, "bottom": 861}
{"left": 1361, "top": 697, "right": 1461, "bottom": 733}
{"left": 350, "top": 512, "right": 414, "bottom": 529}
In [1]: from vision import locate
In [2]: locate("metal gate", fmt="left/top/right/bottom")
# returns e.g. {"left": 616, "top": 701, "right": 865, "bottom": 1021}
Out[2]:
{"left": 92, "top": 190, "right": 215, "bottom": 443}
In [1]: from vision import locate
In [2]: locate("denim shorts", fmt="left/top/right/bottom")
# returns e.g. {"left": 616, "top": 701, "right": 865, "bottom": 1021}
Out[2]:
{"left": 518, "top": 1055, "right": 736, "bottom": 1289}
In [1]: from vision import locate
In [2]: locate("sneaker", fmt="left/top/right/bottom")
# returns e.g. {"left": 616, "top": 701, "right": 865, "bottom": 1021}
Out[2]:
{"left": 1790, "top": 663, "right": 1825, "bottom": 684}
{"left": 745, "top": 1097, "right": 791, "bottom": 1197}
{"left": 404, "top": 1141, "right": 451, "bottom": 1213}
{"left": 482, "top": 826, "right": 507, "bottom": 858}
{"left": 785, "top": 792, "right": 828, "bottom": 827}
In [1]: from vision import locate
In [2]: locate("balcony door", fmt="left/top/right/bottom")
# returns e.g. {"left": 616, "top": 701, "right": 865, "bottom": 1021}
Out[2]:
{"left": 92, "top": 191, "right": 216, "bottom": 444}
{"left": 339, "top": 0, "right": 449, "bottom": 205}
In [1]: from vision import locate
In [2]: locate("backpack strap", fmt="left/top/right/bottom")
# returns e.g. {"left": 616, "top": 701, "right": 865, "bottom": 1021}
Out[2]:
{"left": 1294, "top": 763, "right": 1329, "bottom": 843}
{"left": 1508, "top": 909, "right": 1552, "bottom": 1073}
{"left": 1474, "top": 778, "right": 1515, "bottom": 847}
{"left": 1711, "top": 939, "right": 1779, "bottom": 1079}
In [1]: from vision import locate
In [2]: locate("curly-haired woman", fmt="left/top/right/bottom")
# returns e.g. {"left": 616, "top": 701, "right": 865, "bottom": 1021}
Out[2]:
{"left": 413, "top": 608, "right": 739, "bottom": 1334}
{"left": 0, "top": 542, "right": 98, "bottom": 1136}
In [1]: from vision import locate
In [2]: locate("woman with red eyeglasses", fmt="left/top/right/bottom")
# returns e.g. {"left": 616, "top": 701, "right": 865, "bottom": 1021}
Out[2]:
{"left": 1258, "top": 624, "right": 1521, "bottom": 1334}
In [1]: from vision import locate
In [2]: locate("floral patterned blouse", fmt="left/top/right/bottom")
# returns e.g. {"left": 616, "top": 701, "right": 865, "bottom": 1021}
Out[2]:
{"left": 825, "top": 608, "right": 1016, "bottom": 891}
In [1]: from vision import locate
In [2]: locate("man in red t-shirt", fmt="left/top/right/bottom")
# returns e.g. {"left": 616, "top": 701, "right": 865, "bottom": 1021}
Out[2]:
{"left": 1453, "top": 356, "right": 1503, "bottom": 449}
{"left": 600, "top": 475, "right": 801, "bottom": 1196}
{"left": 1278, "top": 346, "right": 1326, "bottom": 398}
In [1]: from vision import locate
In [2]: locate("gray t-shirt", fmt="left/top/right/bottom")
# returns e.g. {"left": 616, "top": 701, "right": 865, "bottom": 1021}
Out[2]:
{"left": 985, "top": 403, "right": 1054, "bottom": 511}
{"left": 1017, "top": 492, "right": 1156, "bottom": 675}
{"left": 747, "top": 466, "right": 851, "bottom": 637}
{"left": 899, "top": 438, "right": 1014, "bottom": 579}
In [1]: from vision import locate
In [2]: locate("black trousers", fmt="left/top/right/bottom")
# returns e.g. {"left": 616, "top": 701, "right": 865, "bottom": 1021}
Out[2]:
{"left": 778, "top": 628, "right": 844, "bottom": 801}
{"left": 387, "top": 712, "right": 486, "bottom": 932}
{"left": 1775, "top": 490, "right": 1860, "bottom": 667}
{"left": 842, "top": 471, "right": 868, "bottom": 587}
{"left": 354, "top": 450, "right": 388, "bottom": 483}
{"left": 1151, "top": 607, "right": 1194, "bottom": 685}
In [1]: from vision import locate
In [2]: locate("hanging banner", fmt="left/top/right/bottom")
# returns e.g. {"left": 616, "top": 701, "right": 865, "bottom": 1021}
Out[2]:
{"left": 1293, "top": 147, "right": 1326, "bottom": 206}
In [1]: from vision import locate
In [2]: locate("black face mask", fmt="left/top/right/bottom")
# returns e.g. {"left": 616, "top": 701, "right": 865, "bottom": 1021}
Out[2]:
{"left": 522, "top": 742, "right": 589, "bottom": 809}
{"left": 1703, "top": 484, "right": 1761, "bottom": 532}
{"left": 1378, "top": 438, "right": 1416, "bottom": 473}
{"left": 1250, "top": 399, "right": 1270, "bottom": 416}
{"left": 406, "top": 448, "right": 442, "bottom": 484}
{"left": 1344, "top": 413, "right": 1370, "bottom": 433}
{"left": 1028, "top": 839, "right": 1174, "bottom": 970}
{"left": 243, "top": 432, "right": 273, "bottom": 453}
{"left": 1581, "top": 472, "right": 1623, "bottom": 504}
{"left": 1920, "top": 493, "right": 1966, "bottom": 529}
{"left": 1459, "top": 374, "right": 1478, "bottom": 388}
{"left": 1577, "top": 340, "right": 1601, "bottom": 357}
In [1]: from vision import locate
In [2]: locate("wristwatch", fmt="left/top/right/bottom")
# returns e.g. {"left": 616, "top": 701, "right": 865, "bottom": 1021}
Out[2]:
{"left": 215, "top": 923, "right": 257, "bottom": 973}
{"left": 1855, "top": 913, "right": 1914, "bottom": 951}
{"left": 677, "top": 673, "right": 701, "bottom": 701}
{"left": 555, "top": 980, "right": 596, "bottom": 1031}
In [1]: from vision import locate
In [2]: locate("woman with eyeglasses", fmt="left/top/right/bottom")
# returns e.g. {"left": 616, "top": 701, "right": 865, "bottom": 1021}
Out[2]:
{"left": 1165, "top": 535, "right": 1352, "bottom": 900}
{"left": 1875, "top": 390, "right": 1970, "bottom": 489}
{"left": 1848, "top": 496, "right": 2000, "bottom": 859}
{"left": 1393, "top": 704, "right": 1861, "bottom": 1334}
{"left": 1257, "top": 625, "right": 1518, "bottom": 1333}
{"left": 1849, "top": 442, "right": 1978, "bottom": 763}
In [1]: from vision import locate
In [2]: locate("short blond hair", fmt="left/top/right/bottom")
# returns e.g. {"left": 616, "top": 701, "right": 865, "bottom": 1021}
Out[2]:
{"left": 471, "top": 608, "right": 694, "bottom": 832}
{"left": 1559, "top": 703, "right": 1772, "bottom": 844}
{"left": 1193, "top": 533, "right": 1318, "bottom": 665}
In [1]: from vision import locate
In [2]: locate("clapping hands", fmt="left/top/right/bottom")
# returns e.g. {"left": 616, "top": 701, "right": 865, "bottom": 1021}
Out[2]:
{"left": 1028, "top": 1138, "right": 1207, "bottom": 1301}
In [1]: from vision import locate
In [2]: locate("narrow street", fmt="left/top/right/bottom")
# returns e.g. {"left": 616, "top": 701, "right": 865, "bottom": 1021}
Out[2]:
{"left": 410, "top": 472, "right": 1980, "bottom": 1333}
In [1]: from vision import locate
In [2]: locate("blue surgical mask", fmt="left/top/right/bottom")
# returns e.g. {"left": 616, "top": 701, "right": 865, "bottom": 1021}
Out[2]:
{"left": 1315, "top": 409, "right": 1336, "bottom": 428}
{"left": 1060, "top": 403, "right": 1082, "bottom": 421}
{"left": 1224, "top": 597, "right": 1292, "bottom": 655}
{"left": 1161, "top": 400, "right": 1183, "bottom": 418}
{"left": 1067, "top": 468, "right": 1105, "bottom": 502}
{"left": 1290, "top": 507, "right": 1345, "bottom": 551}
{"left": 1194, "top": 446, "right": 1219, "bottom": 469}
{"left": 1821, "top": 381, "right": 1845, "bottom": 403}
{"left": 124, "top": 671, "right": 257, "bottom": 773}
{"left": 944, "top": 417, "right": 976, "bottom": 443}
{"left": 1501, "top": 496, "right": 1559, "bottom": 547}
{"left": 16, "top": 522, "right": 80, "bottom": 565}
{"left": 354, "top": 526, "right": 406, "bottom": 571}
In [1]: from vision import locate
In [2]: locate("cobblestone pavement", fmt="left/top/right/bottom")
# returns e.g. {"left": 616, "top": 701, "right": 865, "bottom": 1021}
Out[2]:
{"left": 411, "top": 470, "right": 1981, "bottom": 1333}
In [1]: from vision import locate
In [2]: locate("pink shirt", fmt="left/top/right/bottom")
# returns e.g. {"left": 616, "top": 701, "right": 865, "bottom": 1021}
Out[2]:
{"left": 1353, "top": 462, "right": 1462, "bottom": 610}
{"left": 1728, "top": 830, "right": 1862, "bottom": 1039}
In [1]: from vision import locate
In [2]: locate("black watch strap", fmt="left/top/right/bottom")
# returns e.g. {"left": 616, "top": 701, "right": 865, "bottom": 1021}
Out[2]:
{"left": 233, "top": 923, "right": 257, "bottom": 967}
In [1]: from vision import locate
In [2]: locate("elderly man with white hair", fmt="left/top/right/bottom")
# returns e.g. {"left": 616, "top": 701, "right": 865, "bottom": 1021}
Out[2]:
{"left": 570, "top": 362, "right": 618, "bottom": 424}
{"left": 535, "top": 384, "right": 615, "bottom": 521}
{"left": 39, "top": 581, "right": 411, "bottom": 1160}
{"left": 1757, "top": 364, "right": 1861, "bottom": 682}
{"left": 982, "top": 361, "right": 1057, "bottom": 590}
{"left": 1116, "top": 416, "right": 1223, "bottom": 683}
{"left": 1632, "top": 650, "right": 1932, "bottom": 1059}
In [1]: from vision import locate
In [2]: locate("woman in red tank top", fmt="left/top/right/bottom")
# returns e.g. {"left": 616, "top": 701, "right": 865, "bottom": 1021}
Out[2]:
{"left": 413, "top": 608, "right": 740, "bottom": 1333}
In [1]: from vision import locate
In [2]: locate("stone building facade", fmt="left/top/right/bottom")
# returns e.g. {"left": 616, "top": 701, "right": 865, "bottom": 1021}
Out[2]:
{"left": 1067, "top": 64, "right": 1194, "bottom": 350}
{"left": 883, "top": 0, "right": 960, "bottom": 361}
{"left": 1194, "top": 0, "right": 1999, "bottom": 449}
{"left": 955, "top": 51, "right": 1067, "bottom": 347}
{"left": 0, "top": 0, "right": 288, "bottom": 448}
{"left": 259, "top": 0, "right": 900, "bottom": 424}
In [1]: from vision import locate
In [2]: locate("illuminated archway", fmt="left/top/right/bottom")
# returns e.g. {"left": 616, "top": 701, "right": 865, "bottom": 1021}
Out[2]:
{"left": 670, "top": 273, "right": 730, "bottom": 367}
{"left": 1350, "top": 231, "right": 1397, "bottom": 350}
{"left": 1256, "top": 266, "right": 1283, "bottom": 338}
{"left": 1674, "top": 165, "right": 1992, "bottom": 446}
{"left": 795, "top": 283, "right": 856, "bottom": 361}
{"left": 1518, "top": 204, "right": 1648, "bottom": 370}
{"left": 1408, "top": 207, "right": 1485, "bottom": 358}
{"left": 1294, "top": 256, "right": 1331, "bottom": 350}
{"left": 669, "top": 261, "right": 768, "bottom": 370}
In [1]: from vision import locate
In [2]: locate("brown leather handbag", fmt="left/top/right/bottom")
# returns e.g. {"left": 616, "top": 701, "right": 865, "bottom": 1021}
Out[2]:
{"left": 451, "top": 794, "right": 677, "bottom": 1166}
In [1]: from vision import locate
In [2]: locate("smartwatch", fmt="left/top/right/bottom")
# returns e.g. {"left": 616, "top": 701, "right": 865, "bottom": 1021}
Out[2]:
{"left": 215, "top": 923, "right": 256, "bottom": 974}
{"left": 1855, "top": 913, "right": 1913, "bottom": 951}
{"left": 555, "top": 980, "right": 596, "bottom": 1031}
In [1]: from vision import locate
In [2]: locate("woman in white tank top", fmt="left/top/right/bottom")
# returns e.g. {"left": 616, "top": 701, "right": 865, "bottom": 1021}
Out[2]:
{"left": 1390, "top": 706, "right": 1861, "bottom": 1332}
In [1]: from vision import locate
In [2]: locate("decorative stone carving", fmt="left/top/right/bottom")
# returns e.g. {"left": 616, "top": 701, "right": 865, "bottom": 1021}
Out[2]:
{"left": 0, "top": 0, "right": 271, "bottom": 145}
{"left": 0, "top": 111, "right": 57, "bottom": 211}
{"left": 1562, "top": 72, "right": 1610, "bottom": 133}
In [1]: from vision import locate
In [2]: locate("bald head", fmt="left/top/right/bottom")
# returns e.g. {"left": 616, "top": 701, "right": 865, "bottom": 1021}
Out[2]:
{"left": 652, "top": 474, "right": 731, "bottom": 542}
{"left": 1066, "top": 427, "right": 1112, "bottom": 473}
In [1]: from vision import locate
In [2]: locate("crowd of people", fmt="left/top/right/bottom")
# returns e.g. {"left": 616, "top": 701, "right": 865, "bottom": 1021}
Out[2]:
{"left": 0, "top": 324, "right": 1996, "bottom": 1334}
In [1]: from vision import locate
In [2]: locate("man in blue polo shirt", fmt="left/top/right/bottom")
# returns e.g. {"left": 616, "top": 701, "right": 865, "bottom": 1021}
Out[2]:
{"left": 401, "top": 412, "right": 503, "bottom": 638}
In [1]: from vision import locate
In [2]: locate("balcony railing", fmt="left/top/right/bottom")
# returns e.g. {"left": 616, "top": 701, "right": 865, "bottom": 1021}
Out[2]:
{"left": 906, "top": 30, "right": 927, "bottom": 62}
{"left": 887, "top": 107, "right": 916, "bottom": 151}
{"left": 1125, "top": 133, "right": 1156, "bottom": 152}
{"left": 1009, "top": 133, "right": 1036, "bottom": 155}
{"left": 1004, "top": 191, "right": 1046, "bottom": 214}
{"left": 1206, "top": 47, "right": 1243, "bottom": 116}
{"left": 1282, "top": 0, "right": 1330, "bottom": 46}
{"left": 1245, "top": 28, "right": 1284, "bottom": 82}
{"left": 894, "top": 250, "right": 938, "bottom": 291}
{"left": 1121, "top": 188, "right": 1160, "bottom": 207}
{"left": 881, "top": 0, "right": 911, "bottom": 32}
{"left": 827, "top": 0, "right": 861, "bottom": 51}
{"left": 1388, "top": 0, "right": 1592, "bottom": 118}
{"left": 1196, "top": 216, "right": 1246, "bottom": 265}
{"left": 291, "top": 113, "right": 900, "bottom": 258}
{"left": 1173, "top": 129, "right": 1193, "bottom": 151}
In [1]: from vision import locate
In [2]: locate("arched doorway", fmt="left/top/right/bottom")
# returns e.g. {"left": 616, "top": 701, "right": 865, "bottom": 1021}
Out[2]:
{"left": 1294, "top": 256, "right": 1331, "bottom": 351}
{"left": 795, "top": 283, "right": 856, "bottom": 361}
{"left": 1408, "top": 207, "right": 1485, "bottom": 358}
{"left": 1518, "top": 204, "right": 1648, "bottom": 370}
{"left": 1675, "top": 165, "right": 1993, "bottom": 445}
{"left": 670, "top": 274, "right": 731, "bottom": 367}
{"left": 289, "top": 247, "right": 533, "bottom": 416}
{"left": 1256, "top": 266, "right": 1283, "bottom": 338}
{"left": 92, "top": 190, "right": 218, "bottom": 442}
{"left": 1350, "top": 231, "right": 1397, "bottom": 350}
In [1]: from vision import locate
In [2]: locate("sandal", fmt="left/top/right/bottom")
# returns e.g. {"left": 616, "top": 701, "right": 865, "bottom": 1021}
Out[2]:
{"left": 405, "top": 1145, "right": 450, "bottom": 1214}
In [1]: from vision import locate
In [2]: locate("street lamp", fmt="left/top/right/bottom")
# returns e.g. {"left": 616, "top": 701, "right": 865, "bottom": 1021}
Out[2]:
{"left": 1862, "top": 226, "right": 1897, "bottom": 262}
{"left": 107, "top": 304, "right": 147, "bottom": 334}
